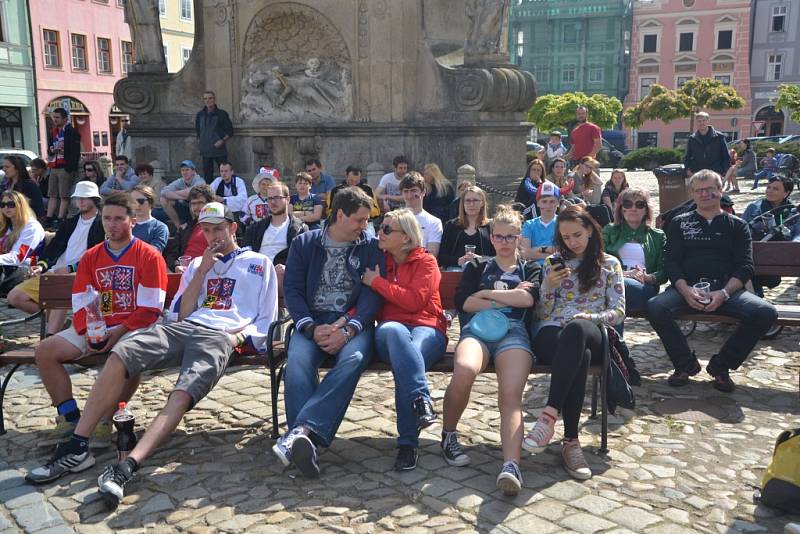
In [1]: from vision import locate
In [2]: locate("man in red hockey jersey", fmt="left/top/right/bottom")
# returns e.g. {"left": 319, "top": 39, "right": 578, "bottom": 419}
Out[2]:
{"left": 28, "top": 192, "right": 168, "bottom": 470}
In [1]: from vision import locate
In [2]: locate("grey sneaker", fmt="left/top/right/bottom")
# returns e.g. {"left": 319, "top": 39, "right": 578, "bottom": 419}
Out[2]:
{"left": 25, "top": 444, "right": 95, "bottom": 485}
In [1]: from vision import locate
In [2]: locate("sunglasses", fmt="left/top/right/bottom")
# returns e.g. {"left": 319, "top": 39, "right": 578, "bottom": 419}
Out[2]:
{"left": 380, "top": 224, "right": 401, "bottom": 236}
{"left": 0, "top": 201, "right": 16, "bottom": 209}
{"left": 491, "top": 234, "right": 519, "bottom": 243}
{"left": 133, "top": 197, "right": 148, "bottom": 205}
{"left": 622, "top": 200, "right": 647, "bottom": 210}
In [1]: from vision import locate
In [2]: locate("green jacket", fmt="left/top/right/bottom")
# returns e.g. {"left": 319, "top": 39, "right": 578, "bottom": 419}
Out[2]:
{"left": 602, "top": 222, "right": 667, "bottom": 285}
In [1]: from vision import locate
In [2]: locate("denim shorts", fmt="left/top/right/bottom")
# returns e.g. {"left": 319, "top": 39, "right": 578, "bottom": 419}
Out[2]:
{"left": 459, "top": 318, "right": 533, "bottom": 358}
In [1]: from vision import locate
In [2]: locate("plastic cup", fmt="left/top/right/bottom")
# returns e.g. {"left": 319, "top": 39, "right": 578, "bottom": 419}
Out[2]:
{"left": 178, "top": 255, "right": 192, "bottom": 268}
{"left": 693, "top": 281, "right": 711, "bottom": 304}
{"left": 464, "top": 245, "right": 476, "bottom": 255}
{"left": 762, "top": 213, "right": 775, "bottom": 228}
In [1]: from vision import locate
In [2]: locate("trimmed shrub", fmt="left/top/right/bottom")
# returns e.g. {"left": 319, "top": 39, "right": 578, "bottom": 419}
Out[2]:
{"left": 619, "top": 147, "right": 684, "bottom": 171}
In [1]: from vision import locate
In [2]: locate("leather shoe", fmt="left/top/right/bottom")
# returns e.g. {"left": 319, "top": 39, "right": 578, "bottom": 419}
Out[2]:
{"left": 412, "top": 396, "right": 437, "bottom": 430}
{"left": 667, "top": 359, "right": 701, "bottom": 387}
{"left": 394, "top": 445, "right": 418, "bottom": 471}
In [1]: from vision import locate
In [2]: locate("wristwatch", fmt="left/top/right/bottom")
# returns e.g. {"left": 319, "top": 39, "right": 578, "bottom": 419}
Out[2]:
{"left": 341, "top": 326, "right": 352, "bottom": 344}
{"left": 721, "top": 288, "right": 730, "bottom": 301}
{"left": 301, "top": 323, "right": 316, "bottom": 340}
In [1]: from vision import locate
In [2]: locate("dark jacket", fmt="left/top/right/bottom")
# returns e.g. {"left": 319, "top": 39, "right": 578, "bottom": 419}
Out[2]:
{"left": 244, "top": 214, "right": 308, "bottom": 265}
{"left": 283, "top": 224, "right": 385, "bottom": 334}
{"left": 438, "top": 218, "right": 494, "bottom": 270}
{"left": 14, "top": 179, "right": 45, "bottom": 218}
{"left": 683, "top": 126, "right": 731, "bottom": 174}
{"left": 195, "top": 106, "right": 234, "bottom": 157}
{"left": 37, "top": 212, "right": 104, "bottom": 272}
{"left": 164, "top": 217, "right": 197, "bottom": 270}
{"left": 47, "top": 123, "right": 82, "bottom": 172}
{"left": 423, "top": 187, "right": 455, "bottom": 223}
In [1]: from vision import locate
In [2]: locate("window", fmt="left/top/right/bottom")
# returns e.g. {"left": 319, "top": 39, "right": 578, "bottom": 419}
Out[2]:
{"left": 163, "top": 44, "right": 169, "bottom": 71}
{"left": 70, "top": 34, "right": 87, "bottom": 71}
{"left": 117, "top": 0, "right": 125, "bottom": 6}
{"left": 678, "top": 32, "right": 694, "bottom": 52}
{"left": 517, "top": 30, "right": 524, "bottom": 45}
{"left": 589, "top": 67, "right": 604, "bottom": 83}
{"left": 533, "top": 64, "right": 549, "bottom": 84}
{"left": 642, "top": 34, "right": 657, "bottom": 53}
{"left": 97, "top": 37, "right": 112, "bottom": 73}
{"left": 158, "top": 0, "right": 166, "bottom": 16}
{"left": 714, "top": 75, "right": 731, "bottom": 86}
{"left": 767, "top": 54, "right": 782, "bottom": 81}
{"left": 42, "top": 29, "right": 61, "bottom": 68}
{"left": 677, "top": 76, "right": 693, "bottom": 87}
{"left": 717, "top": 30, "right": 732, "bottom": 50}
{"left": 180, "top": 0, "right": 192, "bottom": 20}
{"left": 121, "top": 40, "right": 134, "bottom": 74}
{"left": 639, "top": 77, "right": 655, "bottom": 100}
{"left": 562, "top": 64, "right": 576, "bottom": 83}
{"left": 0, "top": 8, "right": 5, "bottom": 42}
{"left": 772, "top": 5, "right": 786, "bottom": 32}
{"left": 563, "top": 24, "right": 577, "bottom": 44}
{"left": 181, "top": 46, "right": 191, "bottom": 67}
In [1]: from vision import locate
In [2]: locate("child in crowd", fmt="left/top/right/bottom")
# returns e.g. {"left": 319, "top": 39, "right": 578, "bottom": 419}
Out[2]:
{"left": 244, "top": 168, "right": 279, "bottom": 224}
{"left": 752, "top": 148, "right": 778, "bottom": 189}
{"left": 290, "top": 172, "right": 323, "bottom": 230}
{"left": 542, "top": 131, "right": 567, "bottom": 163}
{"left": 521, "top": 181, "right": 560, "bottom": 264}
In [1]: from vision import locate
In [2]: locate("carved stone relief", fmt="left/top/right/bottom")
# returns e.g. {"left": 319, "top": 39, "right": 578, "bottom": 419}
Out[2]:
{"left": 464, "top": 0, "right": 511, "bottom": 67}
{"left": 240, "top": 3, "right": 352, "bottom": 122}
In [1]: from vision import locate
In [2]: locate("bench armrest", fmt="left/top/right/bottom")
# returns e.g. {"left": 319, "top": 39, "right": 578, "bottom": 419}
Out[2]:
{"left": 266, "top": 314, "right": 294, "bottom": 369}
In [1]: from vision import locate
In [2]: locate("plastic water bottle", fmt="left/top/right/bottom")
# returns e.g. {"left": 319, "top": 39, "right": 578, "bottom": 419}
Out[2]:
{"left": 112, "top": 402, "right": 137, "bottom": 462}
{"left": 84, "top": 285, "right": 107, "bottom": 350}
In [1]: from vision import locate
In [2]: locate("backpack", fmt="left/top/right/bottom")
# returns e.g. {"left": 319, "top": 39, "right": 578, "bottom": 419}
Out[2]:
{"left": 757, "top": 428, "right": 800, "bottom": 512}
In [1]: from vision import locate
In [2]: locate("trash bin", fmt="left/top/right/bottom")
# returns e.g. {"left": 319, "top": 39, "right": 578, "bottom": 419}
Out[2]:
{"left": 654, "top": 164, "right": 688, "bottom": 215}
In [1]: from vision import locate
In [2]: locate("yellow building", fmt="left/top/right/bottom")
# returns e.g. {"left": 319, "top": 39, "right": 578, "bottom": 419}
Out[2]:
{"left": 158, "top": 0, "right": 195, "bottom": 73}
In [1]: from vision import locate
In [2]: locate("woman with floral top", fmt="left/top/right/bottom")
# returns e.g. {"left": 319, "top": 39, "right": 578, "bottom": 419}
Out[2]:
{"left": 522, "top": 204, "right": 625, "bottom": 480}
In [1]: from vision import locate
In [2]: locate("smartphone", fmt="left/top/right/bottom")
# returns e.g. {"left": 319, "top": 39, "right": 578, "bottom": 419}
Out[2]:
{"left": 551, "top": 255, "right": 566, "bottom": 271}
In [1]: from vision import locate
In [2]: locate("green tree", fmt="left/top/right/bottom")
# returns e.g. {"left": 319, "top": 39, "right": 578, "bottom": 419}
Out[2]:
{"left": 527, "top": 92, "right": 622, "bottom": 132}
{"left": 623, "top": 77, "right": 745, "bottom": 132}
{"left": 775, "top": 84, "right": 800, "bottom": 124}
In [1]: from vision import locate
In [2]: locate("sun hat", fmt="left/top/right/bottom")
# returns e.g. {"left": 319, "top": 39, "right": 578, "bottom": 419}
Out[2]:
{"left": 71, "top": 181, "right": 102, "bottom": 200}
{"left": 252, "top": 167, "right": 280, "bottom": 192}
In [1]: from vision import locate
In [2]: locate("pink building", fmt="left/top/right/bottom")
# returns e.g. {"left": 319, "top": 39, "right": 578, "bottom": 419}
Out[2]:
{"left": 624, "top": 0, "right": 753, "bottom": 149}
{"left": 29, "top": 0, "right": 132, "bottom": 159}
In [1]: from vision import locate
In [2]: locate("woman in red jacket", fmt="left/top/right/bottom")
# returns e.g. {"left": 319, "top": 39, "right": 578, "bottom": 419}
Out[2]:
{"left": 361, "top": 208, "right": 448, "bottom": 472}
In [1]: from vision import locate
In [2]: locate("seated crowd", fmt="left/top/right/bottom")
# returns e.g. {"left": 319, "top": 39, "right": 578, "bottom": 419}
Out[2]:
{"left": 1, "top": 143, "right": 790, "bottom": 504}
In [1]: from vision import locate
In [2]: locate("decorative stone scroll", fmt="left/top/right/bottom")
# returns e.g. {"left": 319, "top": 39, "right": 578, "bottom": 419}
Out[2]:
{"left": 442, "top": 66, "right": 536, "bottom": 113}
{"left": 240, "top": 3, "right": 352, "bottom": 122}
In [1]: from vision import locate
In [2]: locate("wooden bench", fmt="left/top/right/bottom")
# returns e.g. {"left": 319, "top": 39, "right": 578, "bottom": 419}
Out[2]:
{"left": 0, "top": 271, "right": 611, "bottom": 453}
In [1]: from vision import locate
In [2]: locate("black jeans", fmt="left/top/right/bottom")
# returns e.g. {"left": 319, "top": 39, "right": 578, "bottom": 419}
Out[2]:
{"left": 534, "top": 320, "right": 603, "bottom": 440}
{"left": 202, "top": 155, "right": 227, "bottom": 184}
{"left": 645, "top": 285, "right": 777, "bottom": 372}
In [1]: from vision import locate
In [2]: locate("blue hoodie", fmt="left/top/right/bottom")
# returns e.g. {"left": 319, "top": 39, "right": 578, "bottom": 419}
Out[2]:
{"left": 283, "top": 224, "right": 385, "bottom": 333}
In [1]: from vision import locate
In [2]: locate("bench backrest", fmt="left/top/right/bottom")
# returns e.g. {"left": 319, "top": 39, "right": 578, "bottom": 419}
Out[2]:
{"left": 752, "top": 241, "right": 800, "bottom": 277}
{"left": 40, "top": 273, "right": 183, "bottom": 311}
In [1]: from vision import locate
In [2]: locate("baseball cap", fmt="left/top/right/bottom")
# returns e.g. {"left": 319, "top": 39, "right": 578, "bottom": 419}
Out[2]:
{"left": 71, "top": 181, "right": 101, "bottom": 200}
{"left": 179, "top": 159, "right": 196, "bottom": 169}
{"left": 198, "top": 202, "right": 235, "bottom": 224}
{"left": 536, "top": 180, "right": 561, "bottom": 202}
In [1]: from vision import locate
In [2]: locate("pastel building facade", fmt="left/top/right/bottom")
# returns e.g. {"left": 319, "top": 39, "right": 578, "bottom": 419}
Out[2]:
{"left": 0, "top": 0, "right": 37, "bottom": 151}
{"left": 624, "top": 0, "right": 753, "bottom": 149}
{"left": 750, "top": 0, "right": 800, "bottom": 136}
{"left": 158, "top": 0, "right": 195, "bottom": 73}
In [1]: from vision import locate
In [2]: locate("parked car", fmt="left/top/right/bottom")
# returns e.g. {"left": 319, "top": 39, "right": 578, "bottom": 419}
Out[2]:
{"left": 0, "top": 149, "right": 38, "bottom": 181}
{"left": 526, "top": 141, "right": 544, "bottom": 153}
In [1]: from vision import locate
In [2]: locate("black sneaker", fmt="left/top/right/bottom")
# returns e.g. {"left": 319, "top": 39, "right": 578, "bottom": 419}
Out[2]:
{"left": 667, "top": 358, "right": 701, "bottom": 387}
{"left": 25, "top": 444, "right": 95, "bottom": 485}
{"left": 707, "top": 358, "right": 735, "bottom": 392}
{"left": 291, "top": 434, "right": 320, "bottom": 478}
{"left": 97, "top": 459, "right": 136, "bottom": 509}
{"left": 413, "top": 396, "right": 437, "bottom": 430}
{"left": 394, "top": 446, "right": 418, "bottom": 471}
{"left": 441, "top": 431, "right": 470, "bottom": 467}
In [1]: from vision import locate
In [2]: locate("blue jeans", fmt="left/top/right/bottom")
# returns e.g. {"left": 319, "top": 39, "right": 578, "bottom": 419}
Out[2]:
{"left": 374, "top": 322, "right": 446, "bottom": 447}
{"left": 752, "top": 169, "right": 774, "bottom": 188}
{"left": 284, "top": 313, "right": 373, "bottom": 447}
{"left": 615, "top": 277, "right": 659, "bottom": 335}
{"left": 646, "top": 285, "right": 777, "bottom": 372}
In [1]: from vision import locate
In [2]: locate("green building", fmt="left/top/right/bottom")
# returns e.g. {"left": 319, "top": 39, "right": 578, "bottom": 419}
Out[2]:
{"left": 509, "top": 0, "right": 633, "bottom": 100}
{"left": 0, "top": 0, "right": 37, "bottom": 150}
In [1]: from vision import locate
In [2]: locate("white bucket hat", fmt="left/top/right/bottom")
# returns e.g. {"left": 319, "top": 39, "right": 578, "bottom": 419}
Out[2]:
{"left": 252, "top": 167, "right": 280, "bottom": 192}
{"left": 72, "top": 181, "right": 101, "bottom": 200}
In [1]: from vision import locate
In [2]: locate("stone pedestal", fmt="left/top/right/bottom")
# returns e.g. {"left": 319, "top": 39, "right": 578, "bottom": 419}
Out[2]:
{"left": 116, "top": 0, "right": 535, "bottom": 193}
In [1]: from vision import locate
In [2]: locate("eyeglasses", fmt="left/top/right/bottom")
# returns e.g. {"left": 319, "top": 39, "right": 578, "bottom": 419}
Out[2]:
{"left": 692, "top": 186, "right": 718, "bottom": 196}
{"left": 622, "top": 200, "right": 647, "bottom": 210}
{"left": 491, "top": 234, "right": 519, "bottom": 243}
{"left": 0, "top": 201, "right": 16, "bottom": 209}
{"left": 266, "top": 195, "right": 286, "bottom": 202}
{"left": 463, "top": 199, "right": 483, "bottom": 204}
{"left": 380, "top": 224, "right": 401, "bottom": 236}
{"left": 133, "top": 197, "right": 148, "bottom": 205}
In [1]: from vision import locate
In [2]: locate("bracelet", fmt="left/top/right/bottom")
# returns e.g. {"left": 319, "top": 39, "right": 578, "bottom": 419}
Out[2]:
{"left": 341, "top": 326, "right": 352, "bottom": 344}
{"left": 721, "top": 288, "right": 730, "bottom": 301}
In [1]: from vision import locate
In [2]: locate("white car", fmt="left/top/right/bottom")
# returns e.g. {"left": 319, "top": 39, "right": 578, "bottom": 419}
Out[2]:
{"left": 0, "top": 149, "right": 40, "bottom": 180}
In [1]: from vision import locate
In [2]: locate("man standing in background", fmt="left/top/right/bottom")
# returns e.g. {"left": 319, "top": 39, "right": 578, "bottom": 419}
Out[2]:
{"left": 195, "top": 91, "right": 233, "bottom": 185}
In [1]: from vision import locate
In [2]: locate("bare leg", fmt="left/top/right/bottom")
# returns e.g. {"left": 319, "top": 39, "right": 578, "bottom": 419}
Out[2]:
{"left": 494, "top": 349, "right": 532, "bottom": 463}
{"left": 162, "top": 199, "right": 182, "bottom": 229}
{"left": 58, "top": 197, "right": 69, "bottom": 218}
{"left": 128, "top": 390, "right": 192, "bottom": 464}
{"left": 442, "top": 338, "right": 488, "bottom": 431}
{"left": 101, "top": 375, "right": 142, "bottom": 419}
{"left": 35, "top": 335, "right": 82, "bottom": 406}
{"left": 7, "top": 286, "right": 39, "bottom": 314}
{"left": 46, "top": 198, "right": 57, "bottom": 219}
{"left": 74, "top": 354, "right": 131, "bottom": 437}
{"left": 46, "top": 309, "right": 69, "bottom": 336}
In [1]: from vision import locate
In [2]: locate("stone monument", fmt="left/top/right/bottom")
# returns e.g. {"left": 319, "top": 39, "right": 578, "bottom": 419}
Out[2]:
{"left": 115, "top": 0, "right": 535, "bottom": 191}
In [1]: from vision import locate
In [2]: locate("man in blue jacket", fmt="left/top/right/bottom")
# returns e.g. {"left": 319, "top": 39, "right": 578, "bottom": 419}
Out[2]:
{"left": 275, "top": 187, "right": 384, "bottom": 478}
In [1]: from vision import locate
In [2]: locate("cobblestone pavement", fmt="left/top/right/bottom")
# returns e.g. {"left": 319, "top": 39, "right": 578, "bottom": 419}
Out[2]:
{"left": 0, "top": 172, "right": 798, "bottom": 533}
